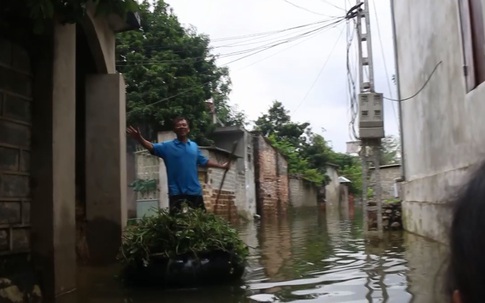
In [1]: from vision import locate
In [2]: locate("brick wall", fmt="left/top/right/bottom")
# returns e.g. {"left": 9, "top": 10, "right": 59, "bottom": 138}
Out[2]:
{"left": 253, "top": 134, "right": 289, "bottom": 217}
{"left": 0, "top": 39, "right": 32, "bottom": 255}
{"left": 369, "top": 164, "right": 401, "bottom": 201}
{"left": 199, "top": 148, "right": 238, "bottom": 223}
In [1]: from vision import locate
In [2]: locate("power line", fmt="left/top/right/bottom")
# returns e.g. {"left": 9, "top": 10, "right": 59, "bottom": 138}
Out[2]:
{"left": 236, "top": 19, "right": 342, "bottom": 71}
{"left": 383, "top": 61, "right": 442, "bottom": 102}
{"left": 282, "top": 0, "right": 333, "bottom": 16}
{"left": 221, "top": 19, "right": 345, "bottom": 65}
{"left": 117, "top": 18, "right": 345, "bottom": 67}
{"left": 292, "top": 23, "right": 346, "bottom": 114}
{"left": 125, "top": 19, "right": 347, "bottom": 112}
{"left": 320, "top": 0, "right": 346, "bottom": 11}
{"left": 371, "top": 0, "right": 398, "bottom": 130}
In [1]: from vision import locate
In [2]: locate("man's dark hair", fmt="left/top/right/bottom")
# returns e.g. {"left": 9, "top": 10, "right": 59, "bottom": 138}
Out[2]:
{"left": 172, "top": 117, "right": 189, "bottom": 128}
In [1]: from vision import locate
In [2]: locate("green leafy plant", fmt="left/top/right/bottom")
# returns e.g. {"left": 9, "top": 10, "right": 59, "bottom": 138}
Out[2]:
{"left": 118, "top": 207, "right": 249, "bottom": 266}
{"left": 384, "top": 198, "right": 401, "bottom": 204}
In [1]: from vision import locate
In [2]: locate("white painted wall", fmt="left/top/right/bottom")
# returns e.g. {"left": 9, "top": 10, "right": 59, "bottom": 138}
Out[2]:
{"left": 394, "top": 0, "right": 485, "bottom": 242}
{"left": 325, "top": 166, "right": 340, "bottom": 204}
{"left": 157, "top": 131, "right": 176, "bottom": 209}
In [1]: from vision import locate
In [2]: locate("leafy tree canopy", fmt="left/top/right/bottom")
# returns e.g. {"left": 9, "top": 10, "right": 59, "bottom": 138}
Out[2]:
{"left": 254, "top": 100, "right": 309, "bottom": 148}
{"left": 116, "top": 0, "right": 246, "bottom": 143}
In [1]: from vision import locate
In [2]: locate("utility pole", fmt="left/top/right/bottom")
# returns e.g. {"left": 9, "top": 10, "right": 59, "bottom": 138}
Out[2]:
{"left": 353, "top": 0, "right": 384, "bottom": 237}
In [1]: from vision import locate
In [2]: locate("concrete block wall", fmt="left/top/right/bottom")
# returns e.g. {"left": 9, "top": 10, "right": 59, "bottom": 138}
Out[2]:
{"left": 325, "top": 166, "right": 340, "bottom": 203}
{"left": 253, "top": 134, "right": 289, "bottom": 217}
{"left": 210, "top": 127, "right": 258, "bottom": 219}
{"left": 289, "top": 177, "right": 318, "bottom": 207}
{"left": 0, "top": 38, "right": 32, "bottom": 254}
{"left": 134, "top": 150, "right": 160, "bottom": 200}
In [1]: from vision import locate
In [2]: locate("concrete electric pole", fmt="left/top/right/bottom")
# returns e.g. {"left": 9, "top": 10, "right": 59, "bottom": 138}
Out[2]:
{"left": 354, "top": 0, "right": 385, "bottom": 237}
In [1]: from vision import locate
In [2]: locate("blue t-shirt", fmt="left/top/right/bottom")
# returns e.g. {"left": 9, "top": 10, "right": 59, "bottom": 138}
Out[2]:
{"left": 152, "top": 139, "right": 209, "bottom": 196}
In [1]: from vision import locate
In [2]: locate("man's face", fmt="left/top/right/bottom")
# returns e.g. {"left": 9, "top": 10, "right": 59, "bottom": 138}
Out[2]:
{"left": 174, "top": 119, "right": 190, "bottom": 137}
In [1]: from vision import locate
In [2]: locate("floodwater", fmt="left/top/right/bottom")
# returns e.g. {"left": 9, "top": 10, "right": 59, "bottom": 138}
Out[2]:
{"left": 76, "top": 204, "right": 448, "bottom": 303}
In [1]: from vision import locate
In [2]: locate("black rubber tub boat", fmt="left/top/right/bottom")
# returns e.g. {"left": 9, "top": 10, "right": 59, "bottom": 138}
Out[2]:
{"left": 121, "top": 250, "right": 245, "bottom": 288}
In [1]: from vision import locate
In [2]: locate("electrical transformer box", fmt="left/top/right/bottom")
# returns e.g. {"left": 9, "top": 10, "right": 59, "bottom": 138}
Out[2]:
{"left": 358, "top": 93, "right": 384, "bottom": 139}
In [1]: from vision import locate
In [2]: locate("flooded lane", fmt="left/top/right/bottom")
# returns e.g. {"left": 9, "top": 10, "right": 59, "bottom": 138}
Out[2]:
{"left": 76, "top": 205, "right": 447, "bottom": 303}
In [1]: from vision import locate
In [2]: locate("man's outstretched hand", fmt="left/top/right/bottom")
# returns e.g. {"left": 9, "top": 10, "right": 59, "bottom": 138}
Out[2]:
{"left": 126, "top": 126, "right": 143, "bottom": 141}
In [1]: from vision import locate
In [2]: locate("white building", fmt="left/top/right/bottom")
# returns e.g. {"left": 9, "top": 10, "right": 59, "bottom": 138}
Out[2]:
{"left": 392, "top": 0, "right": 485, "bottom": 242}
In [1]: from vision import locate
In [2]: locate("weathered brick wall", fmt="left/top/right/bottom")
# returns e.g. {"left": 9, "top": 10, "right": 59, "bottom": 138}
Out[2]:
{"left": 370, "top": 165, "right": 401, "bottom": 201}
{"left": 0, "top": 39, "right": 32, "bottom": 255}
{"left": 253, "top": 134, "right": 289, "bottom": 217}
{"left": 199, "top": 148, "right": 238, "bottom": 223}
{"left": 289, "top": 176, "right": 318, "bottom": 207}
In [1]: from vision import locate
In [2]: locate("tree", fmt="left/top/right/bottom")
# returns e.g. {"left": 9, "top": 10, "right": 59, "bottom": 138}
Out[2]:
{"left": 116, "top": 0, "right": 246, "bottom": 142}
{"left": 380, "top": 135, "right": 401, "bottom": 165}
{"left": 267, "top": 135, "right": 325, "bottom": 184}
{"left": 254, "top": 100, "right": 309, "bottom": 147}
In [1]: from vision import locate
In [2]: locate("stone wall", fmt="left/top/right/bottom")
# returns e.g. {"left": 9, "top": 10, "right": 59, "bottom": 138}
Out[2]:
{"left": 382, "top": 202, "right": 402, "bottom": 230}
{"left": 288, "top": 176, "right": 318, "bottom": 208}
{"left": 0, "top": 38, "right": 32, "bottom": 255}
{"left": 366, "top": 201, "right": 403, "bottom": 231}
{"left": 253, "top": 134, "right": 289, "bottom": 217}
{"left": 369, "top": 164, "right": 400, "bottom": 201}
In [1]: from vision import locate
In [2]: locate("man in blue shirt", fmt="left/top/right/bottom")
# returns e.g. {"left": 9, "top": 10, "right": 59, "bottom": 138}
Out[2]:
{"left": 126, "top": 117, "right": 228, "bottom": 214}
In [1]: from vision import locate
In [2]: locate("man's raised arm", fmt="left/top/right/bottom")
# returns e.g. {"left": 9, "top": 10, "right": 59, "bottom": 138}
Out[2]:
{"left": 126, "top": 126, "right": 155, "bottom": 154}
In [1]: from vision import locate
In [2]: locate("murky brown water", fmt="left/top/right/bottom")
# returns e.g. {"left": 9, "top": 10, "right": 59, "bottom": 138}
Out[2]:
{"left": 76, "top": 205, "right": 448, "bottom": 303}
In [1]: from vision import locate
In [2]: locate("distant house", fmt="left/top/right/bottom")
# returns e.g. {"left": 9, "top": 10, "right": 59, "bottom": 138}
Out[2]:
{"left": 392, "top": 1, "right": 482, "bottom": 241}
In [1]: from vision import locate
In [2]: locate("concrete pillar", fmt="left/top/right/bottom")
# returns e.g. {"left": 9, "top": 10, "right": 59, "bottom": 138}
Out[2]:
{"left": 85, "top": 74, "right": 127, "bottom": 264}
{"left": 30, "top": 23, "right": 77, "bottom": 301}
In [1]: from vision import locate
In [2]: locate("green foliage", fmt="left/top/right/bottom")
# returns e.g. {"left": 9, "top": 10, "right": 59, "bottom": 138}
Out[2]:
{"left": 119, "top": 207, "right": 249, "bottom": 266}
{"left": 380, "top": 135, "right": 400, "bottom": 165}
{"left": 116, "top": 0, "right": 246, "bottom": 141}
{"left": 338, "top": 158, "right": 363, "bottom": 195}
{"left": 267, "top": 134, "right": 325, "bottom": 184}
{"left": 255, "top": 101, "right": 310, "bottom": 147}
{"left": 385, "top": 198, "right": 400, "bottom": 204}
{"left": 129, "top": 179, "right": 158, "bottom": 196}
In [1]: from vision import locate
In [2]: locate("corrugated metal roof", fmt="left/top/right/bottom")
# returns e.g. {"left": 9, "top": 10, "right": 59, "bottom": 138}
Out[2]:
{"left": 339, "top": 176, "right": 351, "bottom": 183}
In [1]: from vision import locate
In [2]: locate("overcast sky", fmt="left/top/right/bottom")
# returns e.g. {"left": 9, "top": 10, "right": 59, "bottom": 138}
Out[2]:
{"left": 167, "top": 0, "right": 398, "bottom": 153}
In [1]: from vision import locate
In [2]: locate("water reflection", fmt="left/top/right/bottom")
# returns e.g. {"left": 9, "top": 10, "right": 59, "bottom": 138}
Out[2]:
{"left": 75, "top": 205, "right": 447, "bottom": 303}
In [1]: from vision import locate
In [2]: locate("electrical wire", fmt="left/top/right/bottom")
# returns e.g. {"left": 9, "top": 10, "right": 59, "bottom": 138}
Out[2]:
{"left": 236, "top": 19, "right": 341, "bottom": 71}
{"left": 282, "top": 0, "right": 334, "bottom": 17}
{"left": 371, "top": 0, "right": 398, "bottom": 129}
{"left": 124, "top": 19, "right": 347, "bottom": 111}
{"left": 292, "top": 23, "right": 346, "bottom": 114}
{"left": 383, "top": 61, "right": 442, "bottom": 102}
{"left": 320, "top": 0, "right": 346, "bottom": 12}
{"left": 117, "top": 18, "right": 345, "bottom": 67}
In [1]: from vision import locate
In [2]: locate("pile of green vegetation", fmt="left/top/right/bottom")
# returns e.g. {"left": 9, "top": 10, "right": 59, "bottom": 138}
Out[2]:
{"left": 118, "top": 208, "right": 249, "bottom": 266}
